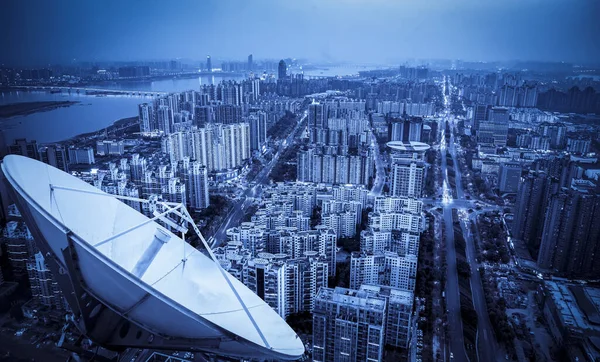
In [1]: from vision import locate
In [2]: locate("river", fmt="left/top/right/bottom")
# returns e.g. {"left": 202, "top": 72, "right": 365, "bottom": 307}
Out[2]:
{"left": 0, "top": 74, "right": 245, "bottom": 145}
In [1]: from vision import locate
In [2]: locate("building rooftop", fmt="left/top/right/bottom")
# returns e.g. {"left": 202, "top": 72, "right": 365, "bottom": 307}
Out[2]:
{"left": 317, "top": 287, "right": 386, "bottom": 311}
{"left": 546, "top": 281, "right": 600, "bottom": 331}
{"left": 359, "top": 284, "right": 414, "bottom": 305}
{"left": 386, "top": 141, "right": 430, "bottom": 153}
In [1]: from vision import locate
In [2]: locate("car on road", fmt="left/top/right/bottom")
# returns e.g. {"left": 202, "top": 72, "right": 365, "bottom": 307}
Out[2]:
{"left": 450, "top": 352, "right": 454, "bottom": 359}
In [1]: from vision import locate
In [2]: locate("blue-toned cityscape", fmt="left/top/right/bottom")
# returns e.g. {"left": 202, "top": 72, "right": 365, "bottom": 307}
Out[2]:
{"left": 1, "top": 1, "right": 600, "bottom": 362}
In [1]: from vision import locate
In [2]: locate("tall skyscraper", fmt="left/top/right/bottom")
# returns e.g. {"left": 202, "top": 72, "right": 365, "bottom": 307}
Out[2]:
{"left": 206, "top": 55, "right": 212, "bottom": 72}
{"left": 513, "top": 171, "right": 559, "bottom": 256}
{"left": 157, "top": 105, "right": 172, "bottom": 134}
{"left": 249, "top": 114, "right": 267, "bottom": 152}
{"left": 247, "top": 54, "right": 253, "bottom": 71}
{"left": 537, "top": 187, "right": 600, "bottom": 278}
{"left": 278, "top": 59, "right": 287, "bottom": 80}
{"left": 313, "top": 287, "right": 386, "bottom": 362}
{"left": 297, "top": 147, "right": 314, "bottom": 182}
{"left": 138, "top": 103, "right": 154, "bottom": 132}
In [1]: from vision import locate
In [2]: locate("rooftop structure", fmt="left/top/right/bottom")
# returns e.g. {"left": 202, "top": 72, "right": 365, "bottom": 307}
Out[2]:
{"left": 386, "top": 141, "right": 430, "bottom": 153}
{"left": 542, "top": 281, "right": 600, "bottom": 360}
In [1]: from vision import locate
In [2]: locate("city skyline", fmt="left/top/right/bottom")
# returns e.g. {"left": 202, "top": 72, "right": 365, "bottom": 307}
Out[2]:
{"left": 1, "top": 2, "right": 600, "bottom": 362}
{"left": 2, "top": 0, "right": 600, "bottom": 67}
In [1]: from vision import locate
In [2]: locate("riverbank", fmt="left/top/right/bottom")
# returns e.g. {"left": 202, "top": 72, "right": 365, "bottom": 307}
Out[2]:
{"left": 61, "top": 116, "right": 139, "bottom": 147}
{"left": 0, "top": 101, "right": 79, "bottom": 119}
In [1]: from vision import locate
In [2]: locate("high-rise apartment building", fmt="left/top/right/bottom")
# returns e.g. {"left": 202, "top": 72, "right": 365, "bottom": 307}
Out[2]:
{"left": 350, "top": 251, "right": 418, "bottom": 291}
{"left": 249, "top": 114, "right": 267, "bottom": 152}
{"left": 215, "top": 244, "right": 329, "bottom": 319}
{"left": 67, "top": 146, "right": 95, "bottom": 165}
{"left": 308, "top": 102, "right": 327, "bottom": 130}
{"left": 39, "top": 145, "right": 69, "bottom": 172}
{"left": 373, "top": 196, "right": 423, "bottom": 215}
{"left": 227, "top": 222, "right": 267, "bottom": 256}
{"left": 538, "top": 122, "right": 567, "bottom": 149}
{"left": 537, "top": 187, "right": 600, "bottom": 278}
{"left": 389, "top": 117, "right": 423, "bottom": 142}
{"left": 360, "top": 229, "right": 419, "bottom": 256}
{"left": 138, "top": 103, "right": 155, "bottom": 132}
{"left": 96, "top": 140, "right": 125, "bottom": 156}
{"left": 297, "top": 148, "right": 373, "bottom": 187}
{"left": 214, "top": 104, "right": 243, "bottom": 124}
{"left": 390, "top": 161, "right": 424, "bottom": 198}
{"left": 360, "top": 284, "right": 414, "bottom": 349}
{"left": 180, "top": 159, "right": 210, "bottom": 211}
{"left": 514, "top": 172, "right": 559, "bottom": 256}
{"left": 244, "top": 257, "right": 287, "bottom": 317}
{"left": 8, "top": 138, "right": 39, "bottom": 159}
{"left": 3, "top": 220, "right": 36, "bottom": 276}
{"left": 498, "top": 163, "right": 522, "bottom": 193}
{"left": 312, "top": 287, "right": 386, "bottom": 362}
{"left": 163, "top": 123, "right": 250, "bottom": 171}
{"left": 27, "top": 252, "right": 67, "bottom": 311}
{"left": 367, "top": 210, "right": 422, "bottom": 234}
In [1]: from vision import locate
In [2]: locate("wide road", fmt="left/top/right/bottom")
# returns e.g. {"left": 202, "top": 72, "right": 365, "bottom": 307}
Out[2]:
{"left": 447, "top": 119, "right": 499, "bottom": 362}
{"left": 441, "top": 77, "right": 498, "bottom": 362}
{"left": 210, "top": 110, "right": 307, "bottom": 248}
{"left": 369, "top": 127, "right": 386, "bottom": 196}
{"left": 440, "top": 112, "right": 469, "bottom": 362}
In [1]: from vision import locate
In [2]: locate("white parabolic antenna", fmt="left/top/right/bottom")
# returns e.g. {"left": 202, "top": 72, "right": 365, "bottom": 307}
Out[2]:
{"left": 1, "top": 155, "right": 304, "bottom": 360}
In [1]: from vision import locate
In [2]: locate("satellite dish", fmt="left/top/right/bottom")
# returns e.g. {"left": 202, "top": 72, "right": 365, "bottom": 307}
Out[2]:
{"left": 1, "top": 155, "right": 304, "bottom": 360}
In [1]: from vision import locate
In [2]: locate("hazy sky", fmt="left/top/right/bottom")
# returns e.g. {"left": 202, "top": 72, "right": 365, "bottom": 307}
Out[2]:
{"left": 1, "top": 0, "right": 599, "bottom": 66}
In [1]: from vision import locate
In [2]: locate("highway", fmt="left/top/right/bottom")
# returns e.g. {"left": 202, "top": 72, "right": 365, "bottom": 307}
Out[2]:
{"left": 441, "top": 77, "right": 499, "bottom": 362}
{"left": 210, "top": 110, "right": 307, "bottom": 248}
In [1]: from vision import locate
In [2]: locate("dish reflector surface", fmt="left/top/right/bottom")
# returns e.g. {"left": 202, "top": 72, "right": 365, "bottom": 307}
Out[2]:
{"left": 2, "top": 155, "right": 304, "bottom": 359}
